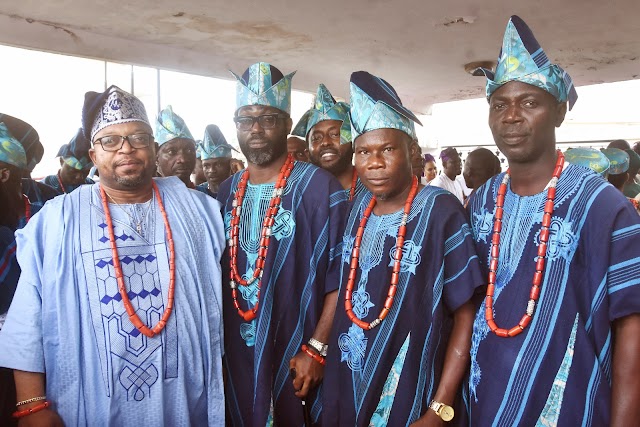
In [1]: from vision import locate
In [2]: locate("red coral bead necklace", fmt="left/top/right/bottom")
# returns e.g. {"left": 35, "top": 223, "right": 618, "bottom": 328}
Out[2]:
{"left": 99, "top": 181, "right": 175, "bottom": 338}
{"left": 485, "top": 150, "right": 565, "bottom": 338}
{"left": 345, "top": 175, "right": 419, "bottom": 330}
{"left": 229, "top": 154, "right": 295, "bottom": 321}
{"left": 57, "top": 171, "right": 68, "bottom": 194}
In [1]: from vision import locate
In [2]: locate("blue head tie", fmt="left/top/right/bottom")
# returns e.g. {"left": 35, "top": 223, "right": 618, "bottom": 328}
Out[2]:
{"left": 199, "top": 124, "right": 237, "bottom": 160}
{"left": 57, "top": 128, "right": 93, "bottom": 170}
{"left": 0, "top": 113, "right": 43, "bottom": 171}
{"left": 348, "top": 71, "right": 421, "bottom": 144}
{"left": 478, "top": 15, "right": 578, "bottom": 110}
{"left": 601, "top": 148, "right": 629, "bottom": 175}
{"left": 292, "top": 84, "right": 352, "bottom": 145}
{"left": 155, "top": 105, "right": 194, "bottom": 146}
{"left": 0, "top": 122, "right": 27, "bottom": 169}
{"left": 231, "top": 62, "right": 296, "bottom": 115}
{"left": 564, "top": 147, "right": 610, "bottom": 176}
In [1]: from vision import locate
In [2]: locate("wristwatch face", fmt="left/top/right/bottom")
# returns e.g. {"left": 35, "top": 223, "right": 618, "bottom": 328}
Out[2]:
{"left": 440, "top": 405, "right": 454, "bottom": 422}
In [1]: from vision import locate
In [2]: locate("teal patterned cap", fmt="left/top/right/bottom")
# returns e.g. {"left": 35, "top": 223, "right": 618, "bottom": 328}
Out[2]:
{"left": 199, "top": 124, "right": 237, "bottom": 160}
{"left": 564, "top": 147, "right": 610, "bottom": 176}
{"left": 0, "top": 122, "right": 27, "bottom": 169}
{"left": 478, "top": 16, "right": 578, "bottom": 110}
{"left": 292, "top": 84, "right": 352, "bottom": 145}
{"left": 231, "top": 62, "right": 296, "bottom": 115}
{"left": 155, "top": 105, "right": 194, "bottom": 146}
{"left": 57, "top": 128, "right": 93, "bottom": 170}
{"left": 601, "top": 148, "right": 629, "bottom": 175}
{"left": 349, "top": 71, "right": 422, "bottom": 143}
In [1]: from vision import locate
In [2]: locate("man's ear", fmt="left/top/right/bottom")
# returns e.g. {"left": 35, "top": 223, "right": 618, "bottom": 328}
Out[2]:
{"left": 555, "top": 102, "right": 568, "bottom": 128}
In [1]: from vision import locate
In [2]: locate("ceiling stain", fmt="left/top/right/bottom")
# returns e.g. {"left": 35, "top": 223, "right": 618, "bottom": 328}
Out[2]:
{"left": 9, "top": 13, "right": 80, "bottom": 42}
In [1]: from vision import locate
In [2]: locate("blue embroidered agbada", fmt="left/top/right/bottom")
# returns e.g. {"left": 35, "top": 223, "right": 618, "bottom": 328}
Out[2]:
{"left": 217, "top": 162, "right": 348, "bottom": 426}
{"left": 323, "top": 187, "right": 484, "bottom": 426}
{"left": 467, "top": 165, "right": 640, "bottom": 426}
{"left": 322, "top": 70, "right": 484, "bottom": 426}
{"left": 0, "top": 178, "right": 226, "bottom": 426}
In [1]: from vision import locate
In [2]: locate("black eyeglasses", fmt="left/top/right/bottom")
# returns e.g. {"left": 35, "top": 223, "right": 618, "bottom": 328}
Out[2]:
{"left": 233, "top": 114, "right": 287, "bottom": 131}
{"left": 94, "top": 133, "right": 153, "bottom": 151}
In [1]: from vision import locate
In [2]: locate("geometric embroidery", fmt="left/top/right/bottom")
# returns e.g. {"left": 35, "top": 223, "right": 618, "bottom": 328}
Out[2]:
{"left": 339, "top": 324, "right": 368, "bottom": 372}
{"left": 119, "top": 364, "right": 159, "bottom": 401}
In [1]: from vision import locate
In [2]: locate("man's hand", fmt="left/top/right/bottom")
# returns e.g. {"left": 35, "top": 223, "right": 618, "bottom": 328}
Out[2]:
{"left": 289, "top": 351, "right": 324, "bottom": 399}
{"left": 18, "top": 408, "right": 64, "bottom": 427}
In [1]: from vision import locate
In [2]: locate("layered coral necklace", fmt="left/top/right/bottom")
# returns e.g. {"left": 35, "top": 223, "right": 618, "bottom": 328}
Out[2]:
{"left": 485, "top": 150, "right": 564, "bottom": 338}
{"left": 229, "top": 154, "right": 295, "bottom": 321}
{"left": 345, "top": 175, "right": 419, "bottom": 330}
{"left": 99, "top": 182, "right": 175, "bottom": 338}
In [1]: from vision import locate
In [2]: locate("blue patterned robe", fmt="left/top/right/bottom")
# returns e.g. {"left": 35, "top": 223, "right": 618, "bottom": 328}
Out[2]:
{"left": 0, "top": 177, "right": 226, "bottom": 426}
{"left": 196, "top": 182, "right": 217, "bottom": 198}
{"left": 323, "top": 186, "right": 485, "bottom": 426}
{"left": 467, "top": 164, "right": 640, "bottom": 426}
{"left": 217, "top": 162, "right": 348, "bottom": 426}
{"left": 41, "top": 174, "right": 94, "bottom": 194}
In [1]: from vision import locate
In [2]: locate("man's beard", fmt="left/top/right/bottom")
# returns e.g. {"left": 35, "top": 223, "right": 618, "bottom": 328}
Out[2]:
{"left": 114, "top": 166, "right": 152, "bottom": 188}
{"left": 240, "top": 137, "right": 287, "bottom": 167}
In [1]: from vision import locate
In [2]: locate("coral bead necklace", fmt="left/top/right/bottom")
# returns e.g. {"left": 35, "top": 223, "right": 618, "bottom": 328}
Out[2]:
{"left": 22, "top": 194, "right": 31, "bottom": 223}
{"left": 99, "top": 182, "right": 175, "bottom": 338}
{"left": 57, "top": 171, "right": 68, "bottom": 194}
{"left": 229, "top": 154, "right": 295, "bottom": 321}
{"left": 345, "top": 175, "right": 419, "bottom": 330}
{"left": 485, "top": 150, "right": 564, "bottom": 338}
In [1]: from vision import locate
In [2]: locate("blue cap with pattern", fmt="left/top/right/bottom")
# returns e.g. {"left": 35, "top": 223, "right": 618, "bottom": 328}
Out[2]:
{"left": 57, "top": 128, "right": 93, "bottom": 170}
{"left": 292, "top": 84, "right": 352, "bottom": 145}
{"left": 231, "top": 62, "right": 296, "bottom": 115}
{"left": 0, "top": 113, "right": 43, "bottom": 172}
{"left": 601, "top": 148, "right": 629, "bottom": 175}
{"left": 0, "top": 122, "right": 27, "bottom": 169}
{"left": 83, "top": 85, "right": 150, "bottom": 141}
{"left": 564, "top": 147, "right": 610, "bottom": 176}
{"left": 349, "top": 71, "right": 422, "bottom": 143}
{"left": 478, "top": 15, "right": 578, "bottom": 110}
{"left": 155, "top": 105, "right": 194, "bottom": 146}
{"left": 199, "top": 124, "right": 237, "bottom": 160}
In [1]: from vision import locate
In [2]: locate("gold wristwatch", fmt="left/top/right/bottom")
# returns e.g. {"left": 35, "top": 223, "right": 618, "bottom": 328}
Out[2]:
{"left": 429, "top": 400, "right": 454, "bottom": 422}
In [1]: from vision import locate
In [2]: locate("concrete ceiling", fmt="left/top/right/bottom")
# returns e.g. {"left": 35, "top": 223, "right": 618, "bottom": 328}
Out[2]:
{"left": 1, "top": 0, "right": 639, "bottom": 114}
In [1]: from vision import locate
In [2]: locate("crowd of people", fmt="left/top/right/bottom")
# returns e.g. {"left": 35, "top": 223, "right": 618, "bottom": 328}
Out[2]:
{"left": 0, "top": 14, "right": 639, "bottom": 427}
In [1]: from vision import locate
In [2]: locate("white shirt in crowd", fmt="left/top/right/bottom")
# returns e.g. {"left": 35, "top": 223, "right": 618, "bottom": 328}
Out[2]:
{"left": 429, "top": 173, "right": 465, "bottom": 203}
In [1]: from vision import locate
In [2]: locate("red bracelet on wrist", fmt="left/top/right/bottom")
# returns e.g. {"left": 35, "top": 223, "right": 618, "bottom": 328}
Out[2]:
{"left": 301, "top": 344, "right": 326, "bottom": 365}
{"left": 12, "top": 400, "right": 50, "bottom": 418}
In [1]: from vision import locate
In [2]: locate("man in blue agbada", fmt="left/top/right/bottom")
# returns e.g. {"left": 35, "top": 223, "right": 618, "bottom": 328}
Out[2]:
{"left": 0, "top": 85, "right": 226, "bottom": 426}
{"left": 42, "top": 128, "right": 94, "bottom": 193}
{"left": 155, "top": 105, "right": 197, "bottom": 188}
{"left": 217, "top": 62, "right": 348, "bottom": 426}
{"left": 196, "top": 124, "right": 237, "bottom": 198}
{"left": 293, "top": 84, "right": 365, "bottom": 202}
{"left": 323, "top": 71, "right": 484, "bottom": 426}
{"left": 467, "top": 16, "right": 640, "bottom": 425}
{"left": 0, "top": 113, "right": 61, "bottom": 216}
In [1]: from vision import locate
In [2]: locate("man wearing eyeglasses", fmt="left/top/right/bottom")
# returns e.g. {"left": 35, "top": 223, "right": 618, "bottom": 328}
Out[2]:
{"left": 0, "top": 85, "right": 226, "bottom": 426}
{"left": 218, "top": 62, "right": 348, "bottom": 426}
